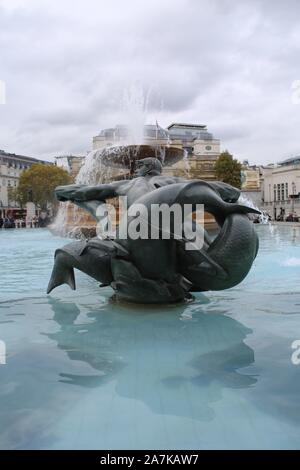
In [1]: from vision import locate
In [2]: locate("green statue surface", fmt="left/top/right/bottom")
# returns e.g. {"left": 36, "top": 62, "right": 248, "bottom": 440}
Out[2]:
{"left": 47, "top": 157, "right": 259, "bottom": 304}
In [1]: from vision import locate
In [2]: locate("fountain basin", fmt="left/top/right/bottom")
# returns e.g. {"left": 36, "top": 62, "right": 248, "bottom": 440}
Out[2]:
{"left": 1, "top": 225, "right": 300, "bottom": 449}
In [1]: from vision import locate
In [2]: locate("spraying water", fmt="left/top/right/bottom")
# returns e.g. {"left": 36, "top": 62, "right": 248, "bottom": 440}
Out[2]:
{"left": 183, "top": 148, "right": 191, "bottom": 178}
{"left": 51, "top": 85, "right": 152, "bottom": 237}
{"left": 238, "top": 194, "right": 269, "bottom": 224}
{"left": 121, "top": 83, "right": 150, "bottom": 145}
{"left": 77, "top": 84, "right": 151, "bottom": 185}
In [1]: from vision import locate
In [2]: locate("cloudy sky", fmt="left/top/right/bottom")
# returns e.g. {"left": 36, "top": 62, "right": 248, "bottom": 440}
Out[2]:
{"left": 0, "top": 0, "right": 300, "bottom": 164}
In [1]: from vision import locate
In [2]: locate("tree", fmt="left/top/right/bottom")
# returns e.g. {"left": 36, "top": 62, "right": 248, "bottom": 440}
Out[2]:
{"left": 214, "top": 151, "right": 242, "bottom": 189}
{"left": 15, "top": 163, "right": 72, "bottom": 210}
{"left": 7, "top": 186, "right": 18, "bottom": 206}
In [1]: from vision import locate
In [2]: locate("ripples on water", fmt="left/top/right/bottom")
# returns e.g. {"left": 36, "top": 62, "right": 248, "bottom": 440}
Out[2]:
{"left": 0, "top": 226, "right": 300, "bottom": 449}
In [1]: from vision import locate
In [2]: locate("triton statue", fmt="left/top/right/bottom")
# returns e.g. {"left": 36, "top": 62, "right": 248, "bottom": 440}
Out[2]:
{"left": 47, "top": 157, "right": 260, "bottom": 303}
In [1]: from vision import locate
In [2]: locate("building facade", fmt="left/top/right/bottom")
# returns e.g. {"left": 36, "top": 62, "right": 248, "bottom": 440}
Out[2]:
{"left": 240, "top": 162, "right": 262, "bottom": 208}
{"left": 261, "top": 156, "right": 300, "bottom": 219}
{"left": 0, "top": 150, "right": 51, "bottom": 217}
{"left": 55, "top": 155, "right": 84, "bottom": 178}
{"left": 166, "top": 123, "right": 220, "bottom": 180}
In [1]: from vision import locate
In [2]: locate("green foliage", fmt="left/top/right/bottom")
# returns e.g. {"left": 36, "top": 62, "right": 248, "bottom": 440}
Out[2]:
{"left": 214, "top": 151, "right": 242, "bottom": 189}
{"left": 15, "top": 163, "right": 72, "bottom": 209}
{"left": 7, "top": 186, "right": 18, "bottom": 205}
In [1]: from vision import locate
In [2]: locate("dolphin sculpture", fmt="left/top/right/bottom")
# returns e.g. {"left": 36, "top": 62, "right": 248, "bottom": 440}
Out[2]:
{"left": 47, "top": 157, "right": 260, "bottom": 303}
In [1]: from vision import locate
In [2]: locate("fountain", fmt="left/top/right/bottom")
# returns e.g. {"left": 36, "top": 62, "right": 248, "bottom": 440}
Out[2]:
{"left": 48, "top": 84, "right": 260, "bottom": 304}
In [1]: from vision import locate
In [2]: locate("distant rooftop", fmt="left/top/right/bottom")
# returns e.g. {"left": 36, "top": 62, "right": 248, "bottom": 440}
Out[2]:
{"left": 167, "top": 123, "right": 207, "bottom": 130}
{"left": 97, "top": 124, "right": 169, "bottom": 139}
{"left": 95, "top": 122, "right": 216, "bottom": 143}
{"left": 167, "top": 123, "right": 213, "bottom": 141}
{"left": 278, "top": 156, "right": 300, "bottom": 166}
{"left": 0, "top": 150, "right": 51, "bottom": 165}
{"left": 55, "top": 154, "right": 83, "bottom": 160}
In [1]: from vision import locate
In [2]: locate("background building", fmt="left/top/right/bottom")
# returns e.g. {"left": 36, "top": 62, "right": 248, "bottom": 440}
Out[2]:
{"left": 0, "top": 150, "right": 51, "bottom": 217}
{"left": 55, "top": 155, "right": 85, "bottom": 178}
{"left": 165, "top": 123, "right": 220, "bottom": 180}
{"left": 261, "top": 156, "right": 300, "bottom": 219}
{"left": 240, "top": 160, "right": 262, "bottom": 208}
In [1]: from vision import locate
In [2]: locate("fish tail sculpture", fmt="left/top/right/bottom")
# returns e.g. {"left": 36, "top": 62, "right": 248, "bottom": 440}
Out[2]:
{"left": 177, "top": 213, "right": 259, "bottom": 291}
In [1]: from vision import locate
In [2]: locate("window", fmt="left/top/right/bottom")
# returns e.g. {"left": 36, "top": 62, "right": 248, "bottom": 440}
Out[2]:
{"left": 205, "top": 145, "right": 212, "bottom": 151}
{"left": 286, "top": 183, "right": 289, "bottom": 199}
{"left": 277, "top": 184, "right": 280, "bottom": 201}
{"left": 281, "top": 183, "right": 285, "bottom": 201}
{"left": 274, "top": 184, "right": 276, "bottom": 201}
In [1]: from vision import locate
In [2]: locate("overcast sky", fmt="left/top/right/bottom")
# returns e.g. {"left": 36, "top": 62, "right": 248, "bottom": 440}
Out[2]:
{"left": 0, "top": 0, "right": 300, "bottom": 164}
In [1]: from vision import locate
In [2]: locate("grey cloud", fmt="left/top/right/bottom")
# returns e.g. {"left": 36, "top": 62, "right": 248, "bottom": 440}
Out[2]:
{"left": 0, "top": 0, "right": 300, "bottom": 163}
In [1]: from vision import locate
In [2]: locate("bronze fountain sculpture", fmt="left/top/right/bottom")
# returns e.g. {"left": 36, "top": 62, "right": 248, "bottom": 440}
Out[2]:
{"left": 47, "top": 157, "right": 259, "bottom": 303}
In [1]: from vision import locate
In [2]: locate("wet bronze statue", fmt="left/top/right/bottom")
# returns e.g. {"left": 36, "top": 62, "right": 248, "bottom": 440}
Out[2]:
{"left": 47, "top": 157, "right": 259, "bottom": 303}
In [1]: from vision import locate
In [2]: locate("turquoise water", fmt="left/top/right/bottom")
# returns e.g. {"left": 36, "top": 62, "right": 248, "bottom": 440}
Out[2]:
{"left": 0, "top": 226, "right": 300, "bottom": 449}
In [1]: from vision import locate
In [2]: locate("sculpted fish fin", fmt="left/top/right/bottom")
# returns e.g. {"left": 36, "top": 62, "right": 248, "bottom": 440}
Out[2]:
{"left": 70, "top": 199, "right": 104, "bottom": 221}
{"left": 177, "top": 236, "right": 228, "bottom": 279}
{"left": 227, "top": 204, "right": 260, "bottom": 216}
{"left": 187, "top": 249, "right": 228, "bottom": 280}
{"left": 47, "top": 261, "right": 76, "bottom": 294}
